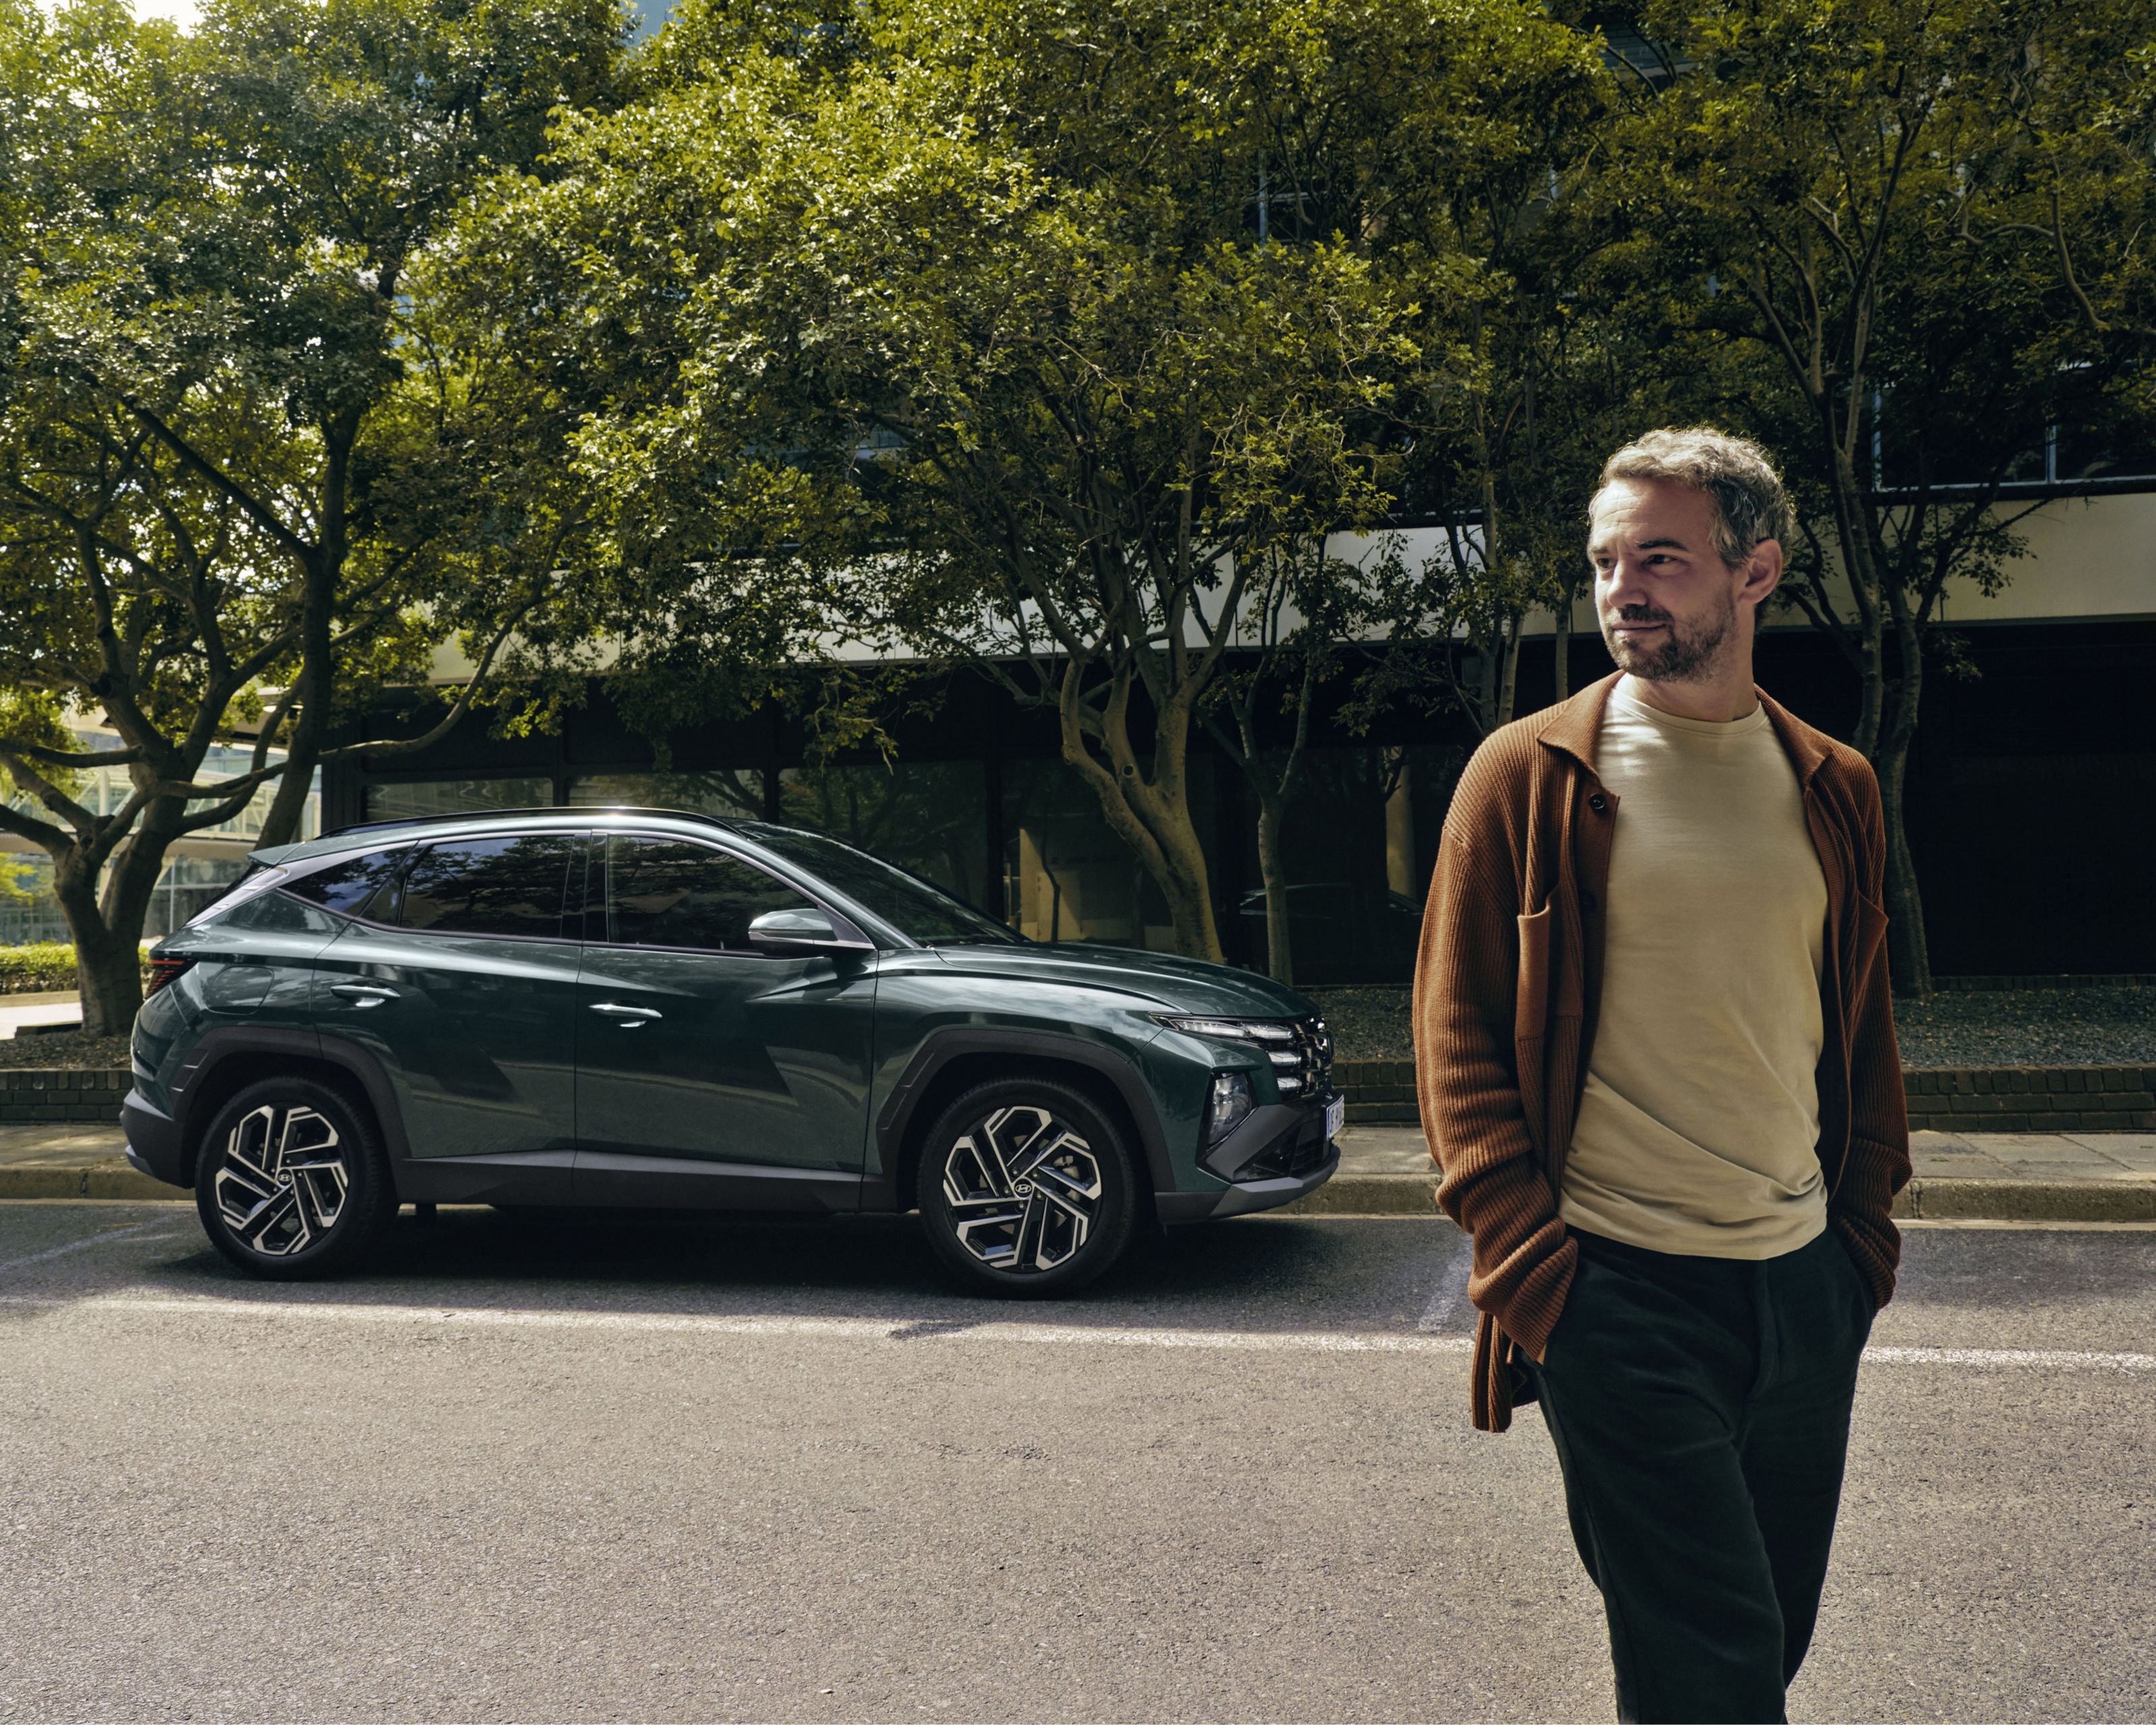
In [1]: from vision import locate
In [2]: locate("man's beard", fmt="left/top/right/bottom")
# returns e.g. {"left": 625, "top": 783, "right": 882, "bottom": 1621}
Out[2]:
{"left": 1599, "top": 590, "right": 1736, "bottom": 683}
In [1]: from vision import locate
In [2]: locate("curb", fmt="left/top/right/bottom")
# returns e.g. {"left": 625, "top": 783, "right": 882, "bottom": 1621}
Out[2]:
{"left": 0, "top": 1160, "right": 185, "bottom": 1202}
{"left": 1275, "top": 1172, "right": 2156, "bottom": 1224}
{"left": 6, "top": 1164, "right": 2151, "bottom": 1224}
{"left": 1898, "top": 1175, "right": 2156, "bottom": 1223}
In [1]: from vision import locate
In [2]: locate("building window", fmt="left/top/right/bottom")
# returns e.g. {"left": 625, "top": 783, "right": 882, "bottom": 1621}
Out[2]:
{"left": 362, "top": 778, "right": 553, "bottom": 822}
{"left": 1002, "top": 757, "right": 1216, "bottom": 951}
{"left": 777, "top": 761, "right": 990, "bottom": 908}
{"left": 567, "top": 770, "right": 768, "bottom": 821}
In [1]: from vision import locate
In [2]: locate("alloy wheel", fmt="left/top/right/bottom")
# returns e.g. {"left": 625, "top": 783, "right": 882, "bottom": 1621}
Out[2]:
{"left": 941, "top": 1104, "right": 1105, "bottom": 1274}
{"left": 212, "top": 1103, "right": 351, "bottom": 1257}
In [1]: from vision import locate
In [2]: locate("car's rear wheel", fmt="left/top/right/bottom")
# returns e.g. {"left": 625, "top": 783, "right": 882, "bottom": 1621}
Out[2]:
{"left": 194, "top": 1077, "right": 395, "bottom": 1280}
{"left": 915, "top": 1077, "right": 1138, "bottom": 1296}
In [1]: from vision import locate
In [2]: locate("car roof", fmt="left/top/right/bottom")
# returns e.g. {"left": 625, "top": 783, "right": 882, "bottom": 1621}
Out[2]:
{"left": 250, "top": 805, "right": 745, "bottom": 867}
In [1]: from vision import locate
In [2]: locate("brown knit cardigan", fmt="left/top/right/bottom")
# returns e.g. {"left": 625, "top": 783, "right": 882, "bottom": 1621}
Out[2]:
{"left": 1413, "top": 672, "right": 1912, "bottom": 1432}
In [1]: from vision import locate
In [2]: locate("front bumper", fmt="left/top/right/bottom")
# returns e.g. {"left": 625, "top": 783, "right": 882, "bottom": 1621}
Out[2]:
{"left": 121, "top": 1089, "right": 188, "bottom": 1189}
{"left": 1200, "top": 1146, "right": 1341, "bottom": 1219}
{"left": 1154, "top": 1092, "right": 1341, "bottom": 1224}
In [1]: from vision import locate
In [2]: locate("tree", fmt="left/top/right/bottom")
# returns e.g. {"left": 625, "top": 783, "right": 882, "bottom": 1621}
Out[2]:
{"left": 0, "top": 0, "right": 624, "bottom": 1032}
{"left": 1610, "top": 0, "right": 2152, "bottom": 993}
{"left": 1219, "top": 0, "right": 1624, "bottom": 743}
{"left": 486, "top": 0, "right": 1415, "bottom": 963}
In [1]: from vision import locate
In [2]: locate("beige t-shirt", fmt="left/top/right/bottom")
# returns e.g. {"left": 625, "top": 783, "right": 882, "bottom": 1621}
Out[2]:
{"left": 1559, "top": 678, "right": 1830, "bottom": 1259}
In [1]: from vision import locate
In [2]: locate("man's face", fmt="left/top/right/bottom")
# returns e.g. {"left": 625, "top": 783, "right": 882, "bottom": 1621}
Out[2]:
{"left": 1587, "top": 477, "right": 1746, "bottom": 683}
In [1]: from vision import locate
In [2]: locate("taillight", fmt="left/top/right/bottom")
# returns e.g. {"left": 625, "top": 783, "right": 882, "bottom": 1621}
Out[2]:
{"left": 146, "top": 956, "right": 194, "bottom": 997}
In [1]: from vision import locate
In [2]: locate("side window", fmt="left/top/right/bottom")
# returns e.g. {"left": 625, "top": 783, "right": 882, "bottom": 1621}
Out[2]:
{"left": 400, "top": 835, "right": 577, "bottom": 938}
{"left": 605, "top": 837, "right": 814, "bottom": 953}
{"left": 282, "top": 848, "right": 408, "bottom": 921}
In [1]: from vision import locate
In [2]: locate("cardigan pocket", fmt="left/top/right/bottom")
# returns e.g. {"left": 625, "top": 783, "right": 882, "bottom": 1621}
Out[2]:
{"left": 1515, "top": 904, "right": 1553, "bottom": 1042}
{"left": 1515, "top": 906, "right": 1554, "bottom": 1153}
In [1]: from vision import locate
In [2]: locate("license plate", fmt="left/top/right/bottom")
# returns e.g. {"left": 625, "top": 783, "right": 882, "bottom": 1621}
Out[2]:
{"left": 1325, "top": 1095, "right": 1345, "bottom": 1142}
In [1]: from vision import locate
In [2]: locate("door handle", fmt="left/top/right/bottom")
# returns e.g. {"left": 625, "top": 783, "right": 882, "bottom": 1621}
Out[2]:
{"left": 330, "top": 983, "right": 399, "bottom": 1007}
{"left": 588, "top": 1002, "right": 662, "bottom": 1026}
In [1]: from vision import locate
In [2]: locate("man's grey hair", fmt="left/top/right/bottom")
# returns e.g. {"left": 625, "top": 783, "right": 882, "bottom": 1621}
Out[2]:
{"left": 1594, "top": 427, "right": 1796, "bottom": 566}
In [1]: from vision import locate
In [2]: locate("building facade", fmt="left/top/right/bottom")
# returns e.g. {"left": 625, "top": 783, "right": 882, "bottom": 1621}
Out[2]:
{"left": 323, "top": 493, "right": 2156, "bottom": 984}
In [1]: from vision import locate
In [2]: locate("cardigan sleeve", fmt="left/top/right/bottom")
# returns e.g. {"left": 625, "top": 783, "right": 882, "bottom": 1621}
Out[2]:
{"left": 1413, "top": 750, "right": 1577, "bottom": 1363}
{"left": 1829, "top": 759, "right": 1913, "bottom": 1309}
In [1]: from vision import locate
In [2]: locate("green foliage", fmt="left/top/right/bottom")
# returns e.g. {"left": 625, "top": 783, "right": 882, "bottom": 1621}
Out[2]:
{"left": 0, "top": 941, "right": 152, "bottom": 993}
{"left": 1594, "top": 0, "right": 2155, "bottom": 989}
{"left": 0, "top": 0, "right": 630, "bottom": 1032}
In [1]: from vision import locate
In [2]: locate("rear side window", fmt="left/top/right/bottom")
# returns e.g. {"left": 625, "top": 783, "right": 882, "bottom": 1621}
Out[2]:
{"left": 282, "top": 848, "right": 408, "bottom": 920}
{"left": 400, "top": 836, "right": 578, "bottom": 938}
{"left": 604, "top": 836, "right": 813, "bottom": 953}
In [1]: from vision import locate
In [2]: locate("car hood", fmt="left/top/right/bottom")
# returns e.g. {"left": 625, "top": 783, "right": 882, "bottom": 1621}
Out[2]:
{"left": 926, "top": 941, "right": 1319, "bottom": 1019}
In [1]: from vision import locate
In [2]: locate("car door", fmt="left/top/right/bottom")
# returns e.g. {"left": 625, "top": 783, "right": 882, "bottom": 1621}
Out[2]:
{"left": 309, "top": 832, "right": 583, "bottom": 1194}
{"left": 573, "top": 832, "right": 878, "bottom": 1212}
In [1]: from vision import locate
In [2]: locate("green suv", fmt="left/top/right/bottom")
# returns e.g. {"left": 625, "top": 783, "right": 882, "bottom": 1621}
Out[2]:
{"left": 123, "top": 807, "right": 1341, "bottom": 1292}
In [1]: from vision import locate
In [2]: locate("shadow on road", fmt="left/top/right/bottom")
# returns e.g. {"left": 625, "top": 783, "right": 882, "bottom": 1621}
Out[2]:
{"left": 12, "top": 1203, "right": 1461, "bottom": 1336}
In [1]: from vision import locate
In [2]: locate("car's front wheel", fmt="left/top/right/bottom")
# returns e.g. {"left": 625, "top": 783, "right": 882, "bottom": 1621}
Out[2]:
{"left": 194, "top": 1077, "right": 395, "bottom": 1280}
{"left": 915, "top": 1077, "right": 1139, "bottom": 1296}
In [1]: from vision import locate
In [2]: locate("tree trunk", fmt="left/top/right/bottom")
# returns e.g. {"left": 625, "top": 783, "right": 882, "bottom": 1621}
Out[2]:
{"left": 73, "top": 922, "right": 146, "bottom": 1039}
{"left": 1143, "top": 795, "right": 1223, "bottom": 962}
{"left": 1255, "top": 790, "right": 1292, "bottom": 984}
{"left": 1552, "top": 582, "right": 1573, "bottom": 703}
{"left": 257, "top": 431, "right": 353, "bottom": 848}
{"left": 1872, "top": 725, "right": 1932, "bottom": 997}
{"left": 52, "top": 854, "right": 145, "bottom": 1037}
{"left": 1054, "top": 685, "right": 1224, "bottom": 964}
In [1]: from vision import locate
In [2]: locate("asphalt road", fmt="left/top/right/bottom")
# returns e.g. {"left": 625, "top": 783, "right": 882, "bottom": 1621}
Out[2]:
{"left": 1, "top": 1201, "right": 2151, "bottom": 1724}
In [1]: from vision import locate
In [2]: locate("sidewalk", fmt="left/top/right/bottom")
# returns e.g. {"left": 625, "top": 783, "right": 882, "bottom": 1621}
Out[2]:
{"left": 3, "top": 1119, "right": 2153, "bottom": 1220}
{"left": 1287, "top": 1126, "right": 2156, "bottom": 1222}
{"left": 0, "top": 993, "right": 82, "bottom": 1038}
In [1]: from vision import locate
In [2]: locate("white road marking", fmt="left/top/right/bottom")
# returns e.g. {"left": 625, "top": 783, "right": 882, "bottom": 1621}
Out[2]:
{"left": 1, "top": 1294, "right": 2151, "bottom": 1372}
{"left": 1864, "top": 1344, "right": 2156, "bottom": 1372}
{"left": 1416, "top": 1246, "right": 1473, "bottom": 1333}
{"left": 0, "top": 1221, "right": 185, "bottom": 1276}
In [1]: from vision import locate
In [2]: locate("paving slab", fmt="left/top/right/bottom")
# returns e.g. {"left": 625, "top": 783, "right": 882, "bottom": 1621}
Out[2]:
{"left": 1298, "top": 1125, "right": 2156, "bottom": 1222}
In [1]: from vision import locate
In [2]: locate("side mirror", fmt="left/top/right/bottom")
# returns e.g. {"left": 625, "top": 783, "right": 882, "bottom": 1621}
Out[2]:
{"left": 747, "top": 906, "right": 873, "bottom": 956}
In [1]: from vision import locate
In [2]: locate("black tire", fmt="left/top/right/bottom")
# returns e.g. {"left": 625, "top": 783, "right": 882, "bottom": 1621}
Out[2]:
{"left": 193, "top": 1076, "right": 397, "bottom": 1281}
{"left": 914, "top": 1076, "right": 1139, "bottom": 1296}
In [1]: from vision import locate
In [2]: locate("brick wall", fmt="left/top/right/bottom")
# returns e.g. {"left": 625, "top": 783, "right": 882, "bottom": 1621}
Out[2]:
{"left": 0, "top": 1067, "right": 131, "bottom": 1124}
{"left": 1902, "top": 1067, "right": 2156, "bottom": 1133}
{"left": 1337, "top": 1059, "right": 1420, "bottom": 1125}
{"left": 1337, "top": 1059, "right": 2156, "bottom": 1133}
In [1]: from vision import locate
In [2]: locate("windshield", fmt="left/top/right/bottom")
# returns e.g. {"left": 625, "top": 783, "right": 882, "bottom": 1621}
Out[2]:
{"left": 734, "top": 823, "right": 1023, "bottom": 947}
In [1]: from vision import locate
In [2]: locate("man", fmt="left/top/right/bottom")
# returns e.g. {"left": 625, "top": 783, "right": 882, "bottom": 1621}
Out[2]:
{"left": 1412, "top": 427, "right": 1910, "bottom": 1724}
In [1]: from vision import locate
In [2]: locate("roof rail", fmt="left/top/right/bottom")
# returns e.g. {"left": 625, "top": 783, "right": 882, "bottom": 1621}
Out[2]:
{"left": 321, "top": 805, "right": 738, "bottom": 842}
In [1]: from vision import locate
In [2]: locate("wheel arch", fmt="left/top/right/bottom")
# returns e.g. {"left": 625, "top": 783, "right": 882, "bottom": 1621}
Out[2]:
{"left": 172, "top": 1028, "right": 410, "bottom": 1189}
{"left": 874, "top": 1030, "right": 1172, "bottom": 1216}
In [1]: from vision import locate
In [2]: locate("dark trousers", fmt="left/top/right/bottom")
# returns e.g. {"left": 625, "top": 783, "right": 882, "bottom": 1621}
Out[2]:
{"left": 1524, "top": 1225, "right": 1876, "bottom": 1725}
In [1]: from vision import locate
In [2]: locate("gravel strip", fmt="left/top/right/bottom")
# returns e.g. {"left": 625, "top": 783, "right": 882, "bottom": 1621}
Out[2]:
{"left": 1308, "top": 984, "right": 2156, "bottom": 1069}
{"left": 0, "top": 1030, "right": 131, "bottom": 1070}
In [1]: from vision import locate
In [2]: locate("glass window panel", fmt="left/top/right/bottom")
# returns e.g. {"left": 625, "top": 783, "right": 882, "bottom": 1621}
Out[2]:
{"left": 605, "top": 837, "right": 811, "bottom": 953}
{"left": 282, "top": 848, "right": 410, "bottom": 921}
{"left": 736, "top": 823, "right": 1016, "bottom": 947}
{"left": 144, "top": 856, "right": 251, "bottom": 939}
{"left": 1001, "top": 756, "right": 1214, "bottom": 951}
{"left": 568, "top": 770, "right": 768, "bottom": 820}
{"left": 1232, "top": 747, "right": 1438, "bottom": 984}
{"left": 363, "top": 778, "right": 553, "bottom": 822}
{"left": 400, "top": 836, "right": 575, "bottom": 938}
{"left": 775, "top": 761, "right": 988, "bottom": 907}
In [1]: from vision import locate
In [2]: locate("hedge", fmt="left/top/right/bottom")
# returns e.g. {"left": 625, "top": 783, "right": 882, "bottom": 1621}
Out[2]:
{"left": 0, "top": 943, "right": 154, "bottom": 996}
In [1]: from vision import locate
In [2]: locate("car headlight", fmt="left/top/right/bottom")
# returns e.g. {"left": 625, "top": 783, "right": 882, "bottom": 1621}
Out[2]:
{"left": 1207, "top": 1071, "right": 1254, "bottom": 1143}
{"left": 1158, "top": 1015, "right": 1307, "bottom": 1092}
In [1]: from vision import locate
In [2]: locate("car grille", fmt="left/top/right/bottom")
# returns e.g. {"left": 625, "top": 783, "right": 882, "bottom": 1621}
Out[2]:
{"left": 1239, "top": 1123, "right": 1335, "bottom": 1181}
{"left": 1268, "top": 1015, "right": 1335, "bottom": 1100}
